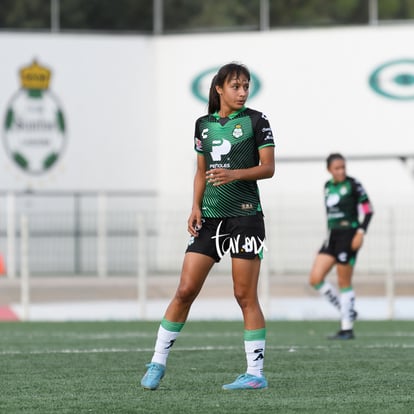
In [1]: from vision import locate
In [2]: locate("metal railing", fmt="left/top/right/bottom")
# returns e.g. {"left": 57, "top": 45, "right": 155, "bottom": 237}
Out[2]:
{"left": 1, "top": 192, "right": 413, "bottom": 274}
{"left": 1, "top": 192, "right": 413, "bottom": 320}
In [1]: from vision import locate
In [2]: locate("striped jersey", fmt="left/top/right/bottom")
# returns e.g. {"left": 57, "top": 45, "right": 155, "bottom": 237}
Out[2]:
{"left": 324, "top": 176, "right": 371, "bottom": 230}
{"left": 194, "top": 107, "right": 275, "bottom": 218}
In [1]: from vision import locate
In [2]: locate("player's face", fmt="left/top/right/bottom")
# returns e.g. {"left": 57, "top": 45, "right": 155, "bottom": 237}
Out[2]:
{"left": 216, "top": 73, "right": 249, "bottom": 115}
{"left": 328, "top": 159, "right": 346, "bottom": 182}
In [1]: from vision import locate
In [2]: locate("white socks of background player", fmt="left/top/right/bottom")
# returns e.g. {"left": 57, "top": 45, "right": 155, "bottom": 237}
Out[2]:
{"left": 151, "top": 318, "right": 184, "bottom": 367}
{"left": 244, "top": 328, "right": 266, "bottom": 378}
{"left": 314, "top": 282, "right": 356, "bottom": 330}
{"left": 314, "top": 281, "right": 341, "bottom": 311}
{"left": 339, "top": 287, "right": 356, "bottom": 331}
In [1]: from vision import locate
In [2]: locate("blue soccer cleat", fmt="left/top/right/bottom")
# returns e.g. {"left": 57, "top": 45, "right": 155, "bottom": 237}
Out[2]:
{"left": 222, "top": 373, "right": 268, "bottom": 390}
{"left": 141, "top": 362, "right": 165, "bottom": 390}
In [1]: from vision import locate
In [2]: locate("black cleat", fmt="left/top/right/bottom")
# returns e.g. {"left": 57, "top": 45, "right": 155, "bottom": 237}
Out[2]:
{"left": 328, "top": 329, "right": 355, "bottom": 340}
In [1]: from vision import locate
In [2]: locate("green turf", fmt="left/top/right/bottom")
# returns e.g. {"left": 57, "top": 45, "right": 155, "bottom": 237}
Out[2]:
{"left": 0, "top": 320, "right": 413, "bottom": 413}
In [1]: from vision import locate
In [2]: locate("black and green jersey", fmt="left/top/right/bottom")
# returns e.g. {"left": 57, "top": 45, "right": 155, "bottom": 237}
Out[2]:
{"left": 324, "top": 176, "right": 372, "bottom": 230}
{"left": 194, "top": 107, "right": 275, "bottom": 218}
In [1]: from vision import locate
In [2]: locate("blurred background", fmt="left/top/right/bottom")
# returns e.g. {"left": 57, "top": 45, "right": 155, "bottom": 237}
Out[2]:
{"left": 2, "top": 0, "right": 414, "bottom": 33}
{"left": 0, "top": 0, "right": 413, "bottom": 321}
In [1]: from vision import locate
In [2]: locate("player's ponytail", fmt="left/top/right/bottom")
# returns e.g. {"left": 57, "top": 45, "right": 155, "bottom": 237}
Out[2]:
{"left": 208, "top": 62, "right": 251, "bottom": 114}
{"left": 208, "top": 75, "right": 220, "bottom": 114}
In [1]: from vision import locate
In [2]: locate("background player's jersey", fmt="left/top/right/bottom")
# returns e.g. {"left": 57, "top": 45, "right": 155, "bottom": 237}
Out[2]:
{"left": 194, "top": 107, "right": 275, "bottom": 218}
{"left": 324, "top": 176, "right": 371, "bottom": 230}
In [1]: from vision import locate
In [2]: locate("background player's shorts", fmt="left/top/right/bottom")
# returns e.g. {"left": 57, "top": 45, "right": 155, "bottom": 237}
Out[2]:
{"left": 186, "top": 214, "right": 266, "bottom": 262}
{"left": 319, "top": 228, "right": 358, "bottom": 265}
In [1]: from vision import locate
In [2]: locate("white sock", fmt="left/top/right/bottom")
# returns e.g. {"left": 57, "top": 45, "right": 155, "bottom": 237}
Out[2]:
{"left": 340, "top": 289, "right": 356, "bottom": 330}
{"left": 316, "top": 281, "right": 341, "bottom": 311}
{"left": 151, "top": 325, "right": 181, "bottom": 366}
{"left": 245, "top": 339, "right": 265, "bottom": 377}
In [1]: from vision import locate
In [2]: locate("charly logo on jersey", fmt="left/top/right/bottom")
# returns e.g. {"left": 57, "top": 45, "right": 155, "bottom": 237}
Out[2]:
{"left": 191, "top": 66, "right": 261, "bottom": 103}
{"left": 3, "top": 59, "right": 66, "bottom": 175}
{"left": 232, "top": 124, "right": 243, "bottom": 138}
{"left": 369, "top": 59, "right": 414, "bottom": 100}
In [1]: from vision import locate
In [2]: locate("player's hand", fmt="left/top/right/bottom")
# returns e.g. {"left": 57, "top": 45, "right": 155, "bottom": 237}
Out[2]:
{"left": 206, "top": 168, "right": 236, "bottom": 186}
{"left": 351, "top": 230, "right": 364, "bottom": 251}
{"left": 187, "top": 208, "right": 202, "bottom": 237}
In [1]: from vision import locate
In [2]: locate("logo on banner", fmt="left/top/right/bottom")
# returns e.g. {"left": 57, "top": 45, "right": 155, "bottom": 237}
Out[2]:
{"left": 369, "top": 59, "right": 414, "bottom": 100}
{"left": 3, "top": 59, "right": 66, "bottom": 175}
{"left": 191, "top": 67, "right": 261, "bottom": 103}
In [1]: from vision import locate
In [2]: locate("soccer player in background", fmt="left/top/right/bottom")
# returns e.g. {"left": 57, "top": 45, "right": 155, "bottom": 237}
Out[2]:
{"left": 141, "top": 62, "right": 275, "bottom": 390}
{"left": 309, "top": 153, "right": 374, "bottom": 339}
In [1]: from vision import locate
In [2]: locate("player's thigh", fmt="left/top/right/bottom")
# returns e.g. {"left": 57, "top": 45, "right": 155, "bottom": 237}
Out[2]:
{"left": 336, "top": 263, "right": 354, "bottom": 289}
{"left": 309, "top": 253, "right": 336, "bottom": 285}
{"left": 231, "top": 256, "right": 261, "bottom": 298}
{"left": 177, "top": 252, "right": 215, "bottom": 297}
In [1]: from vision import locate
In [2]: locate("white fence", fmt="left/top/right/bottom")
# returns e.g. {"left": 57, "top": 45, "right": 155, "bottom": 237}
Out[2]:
{"left": 1, "top": 192, "right": 413, "bottom": 321}
{"left": 2, "top": 194, "right": 414, "bottom": 276}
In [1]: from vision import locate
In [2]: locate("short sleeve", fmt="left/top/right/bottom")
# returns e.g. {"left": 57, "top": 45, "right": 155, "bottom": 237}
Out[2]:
{"left": 193, "top": 118, "right": 203, "bottom": 153}
{"left": 254, "top": 112, "right": 275, "bottom": 149}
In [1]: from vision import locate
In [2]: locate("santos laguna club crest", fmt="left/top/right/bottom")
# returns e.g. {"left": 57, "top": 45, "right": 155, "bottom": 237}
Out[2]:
{"left": 3, "top": 59, "right": 66, "bottom": 174}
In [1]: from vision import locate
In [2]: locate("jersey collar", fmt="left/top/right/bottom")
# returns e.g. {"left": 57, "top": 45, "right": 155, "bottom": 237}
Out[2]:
{"left": 212, "top": 106, "right": 246, "bottom": 120}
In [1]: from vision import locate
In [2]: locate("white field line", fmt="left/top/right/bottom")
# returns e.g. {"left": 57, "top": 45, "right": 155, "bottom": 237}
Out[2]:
{"left": 1, "top": 343, "right": 414, "bottom": 356}
{"left": 1, "top": 331, "right": 413, "bottom": 340}
{"left": 0, "top": 331, "right": 242, "bottom": 339}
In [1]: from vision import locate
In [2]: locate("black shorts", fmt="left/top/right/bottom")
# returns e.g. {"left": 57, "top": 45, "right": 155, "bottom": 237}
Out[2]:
{"left": 319, "top": 228, "right": 358, "bottom": 265}
{"left": 185, "top": 214, "right": 266, "bottom": 262}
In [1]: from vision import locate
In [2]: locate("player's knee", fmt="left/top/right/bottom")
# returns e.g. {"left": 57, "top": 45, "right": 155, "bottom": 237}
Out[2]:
{"left": 233, "top": 290, "right": 256, "bottom": 310}
{"left": 309, "top": 271, "right": 322, "bottom": 287}
{"left": 174, "top": 284, "right": 199, "bottom": 304}
{"left": 233, "top": 289, "right": 242, "bottom": 304}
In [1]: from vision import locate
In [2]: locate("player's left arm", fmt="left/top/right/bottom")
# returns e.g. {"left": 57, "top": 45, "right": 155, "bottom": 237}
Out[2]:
{"left": 351, "top": 181, "right": 374, "bottom": 250}
{"left": 234, "top": 145, "right": 275, "bottom": 181}
{"left": 206, "top": 146, "right": 274, "bottom": 186}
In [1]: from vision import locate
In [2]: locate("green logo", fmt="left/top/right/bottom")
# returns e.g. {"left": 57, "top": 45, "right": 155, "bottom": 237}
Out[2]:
{"left": 369, "top": 59, "right": 414, "bottom": 100}
{"left": 3, "top": 59, "right": 66, "bottom": 175}
{"left": 191, "top": 67, "right": 261, "bottom": 103}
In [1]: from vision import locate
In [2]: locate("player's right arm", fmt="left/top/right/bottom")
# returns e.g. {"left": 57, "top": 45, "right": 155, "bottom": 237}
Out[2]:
{"left": 188, "top": 153, "right": 206, "bottom": 237}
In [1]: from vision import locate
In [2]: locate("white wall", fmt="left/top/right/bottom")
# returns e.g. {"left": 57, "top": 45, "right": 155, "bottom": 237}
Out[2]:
{"left": 154, "top": 26, "right": 414, "bottom": 213}
{"left": 0, "top": 33, "right": 155, "bottom": 192}
{"left": 151, "top": 26, "right": 414, "bottom": 270}
{"left": 1, "top": 26, "right": 413, "bottom": 207}
{"left": 1, "top": 27, "right": 414, "bottom": 275}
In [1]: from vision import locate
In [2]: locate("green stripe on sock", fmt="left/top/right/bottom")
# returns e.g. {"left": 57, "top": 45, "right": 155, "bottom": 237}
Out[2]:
{"left": 161, "top": 318, "right": 185, "bottom": 332}
{"left": 340, "top": 286, "right": 353, "bottom": 293}
{"left": 244, "top": 328, "right": 266, "bottom": 341}
{"left": 313, "top": 281, "right": 324, "bottom": 290}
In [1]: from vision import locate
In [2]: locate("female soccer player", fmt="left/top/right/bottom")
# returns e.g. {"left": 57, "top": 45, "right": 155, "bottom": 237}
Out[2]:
{"left": 309, "top": 153, "right": 374, "bottom": 339}
{"left": 141, "top": 62, "right": 275, "bottom": 390}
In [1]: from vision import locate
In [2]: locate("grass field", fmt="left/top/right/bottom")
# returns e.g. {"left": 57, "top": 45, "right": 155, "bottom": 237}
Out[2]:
{"left": 0, "top": 320, "right": 413, "bottom": 414}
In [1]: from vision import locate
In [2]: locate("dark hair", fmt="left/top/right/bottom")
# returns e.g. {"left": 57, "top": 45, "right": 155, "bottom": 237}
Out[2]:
{"left": 208, "top": 62, "right": 250, "bottom": 114}
{"left": 326, "top": 153, "right": 345, "bottom": 168}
